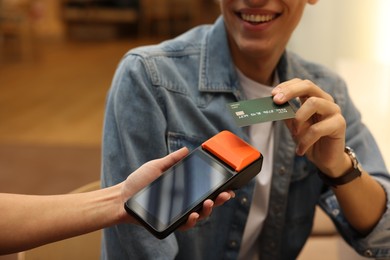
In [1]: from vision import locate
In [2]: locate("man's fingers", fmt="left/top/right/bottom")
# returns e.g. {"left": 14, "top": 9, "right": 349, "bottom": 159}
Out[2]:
{"left": 272, "top": 78, "right": 334, "bottom": 104}
{"left": 214, "top": 191, "right": 235, "bottom": 207}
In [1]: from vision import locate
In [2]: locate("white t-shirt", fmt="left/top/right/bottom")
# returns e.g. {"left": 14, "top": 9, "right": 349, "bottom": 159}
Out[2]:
{"left": 236, "top": 69, "right": 277, "bottom": 260}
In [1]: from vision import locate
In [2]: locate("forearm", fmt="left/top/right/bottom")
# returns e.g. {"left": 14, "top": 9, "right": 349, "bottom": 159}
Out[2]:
{"left": 333, "top": 171, "right": 386, "bottom": 235}
{"left": 317, "top": 148, "right": 387, "bottom": 235}
{"left": 0, "top": 184, "right": 125, "bottom": 255}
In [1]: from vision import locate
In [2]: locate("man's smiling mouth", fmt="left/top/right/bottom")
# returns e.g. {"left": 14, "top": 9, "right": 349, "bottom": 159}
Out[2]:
{"left": 240, "top": 13, "right": 277, "bottom": 24}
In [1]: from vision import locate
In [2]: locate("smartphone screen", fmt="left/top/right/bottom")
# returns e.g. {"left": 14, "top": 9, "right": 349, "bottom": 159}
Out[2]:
{"left": 125, "top": 148, "right": 233, "bottom": 234}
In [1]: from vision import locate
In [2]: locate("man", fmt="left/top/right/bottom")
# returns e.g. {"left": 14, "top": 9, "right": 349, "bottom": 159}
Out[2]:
{"left": 101, "top": 0, "right": 390, "bottom": 259}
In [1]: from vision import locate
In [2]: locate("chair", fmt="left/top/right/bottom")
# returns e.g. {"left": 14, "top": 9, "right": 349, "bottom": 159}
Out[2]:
{"left": 0, "top": 0, "right": 36, "bottom": 62}
{"left": 17, "top": 180, "right": 101, "bottom": 260}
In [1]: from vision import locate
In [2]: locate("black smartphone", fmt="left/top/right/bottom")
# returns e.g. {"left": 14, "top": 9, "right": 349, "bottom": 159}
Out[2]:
{"left": 124, "top": 131, "right": 263, "bottom": 239}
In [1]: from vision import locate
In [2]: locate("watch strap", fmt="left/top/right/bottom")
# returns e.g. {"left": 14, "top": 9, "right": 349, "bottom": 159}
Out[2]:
{"left": 318, "top": 147, "right": 362, "bottom": 188}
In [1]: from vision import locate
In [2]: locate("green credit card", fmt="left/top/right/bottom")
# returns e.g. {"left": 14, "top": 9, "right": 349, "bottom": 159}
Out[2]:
{"left": 227, "top": 96, "right": 296, "bottom": 127}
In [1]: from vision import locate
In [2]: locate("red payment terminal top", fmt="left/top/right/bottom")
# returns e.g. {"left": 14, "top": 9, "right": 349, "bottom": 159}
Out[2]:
{"left": 201, "top": 130, "right": 261, "bottom": 172}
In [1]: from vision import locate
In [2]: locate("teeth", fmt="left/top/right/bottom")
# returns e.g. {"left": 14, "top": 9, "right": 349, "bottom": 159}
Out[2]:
{"left": 241, "top": 13, "right": 274, "bottom": 23}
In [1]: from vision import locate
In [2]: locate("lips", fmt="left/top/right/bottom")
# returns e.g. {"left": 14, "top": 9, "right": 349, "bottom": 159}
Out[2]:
{"left": 240, "top": 13, "right": 277, "bottom": 24}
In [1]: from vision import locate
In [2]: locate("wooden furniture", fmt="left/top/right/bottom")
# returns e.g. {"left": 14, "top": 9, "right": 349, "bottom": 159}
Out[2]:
{"left": 139, "top": 0, "right": 198, "bottom": 37}
{"left": 61, "top": 0, "right": 220, "bottom": 40}
{"left": 61, "top": 0, "right": 138, "bottom": 40}
{"left": 0, "top": 0, "right": 36, "bottom": 61}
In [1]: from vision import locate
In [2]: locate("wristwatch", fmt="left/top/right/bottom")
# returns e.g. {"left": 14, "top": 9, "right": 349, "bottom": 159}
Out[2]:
{"left": 318, "top": 146, "right": 363, "bottom": 188}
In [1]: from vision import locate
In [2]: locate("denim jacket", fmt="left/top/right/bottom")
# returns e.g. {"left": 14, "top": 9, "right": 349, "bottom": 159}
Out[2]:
{"left": 101, "top": 17, "right": 390, "bottom": 260}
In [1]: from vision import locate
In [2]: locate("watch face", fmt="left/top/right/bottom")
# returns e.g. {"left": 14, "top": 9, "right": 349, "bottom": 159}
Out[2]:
{"left": 345, "top": 146, "right": 361, "bottom": 170}
{"left": 357, "top": 163, "right": 364, "bottom": 172}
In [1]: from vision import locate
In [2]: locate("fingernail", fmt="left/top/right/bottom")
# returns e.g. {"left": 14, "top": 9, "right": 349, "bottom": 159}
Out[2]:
{"left": 274, "top": 92, "right": 284, "bottom": 102}
{"left": 295, "top": 146, "right": 304, "bottom": 156}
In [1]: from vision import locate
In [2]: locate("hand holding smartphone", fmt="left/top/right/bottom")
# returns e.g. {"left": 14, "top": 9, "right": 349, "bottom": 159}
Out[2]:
{"left": 124, "top": 131, "right": 263, "bottom": 239}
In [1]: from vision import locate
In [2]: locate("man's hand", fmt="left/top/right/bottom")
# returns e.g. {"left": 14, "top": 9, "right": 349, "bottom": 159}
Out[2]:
{"left": 179, "top": 190, "right": 235, "bottom": 230}
{"left": 272, "top": 78, "right": 349, "bottom": 177}
{"left": 272, "top": 78, "right": 387, "bottom": 234}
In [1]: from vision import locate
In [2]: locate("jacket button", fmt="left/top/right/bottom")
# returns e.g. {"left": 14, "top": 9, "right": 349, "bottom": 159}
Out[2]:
{"left": 363, "top": 249, "right": 373, "bottom": 257}
{"left": 240, "top": 197, "right": 248, "bottom": 206}
{"left": 331, "top": 209, "right": 340, "bottom": 217}
{"left": 279, "top": 166, "right": 286, "bottom": 175}
{"left": 268, "top": 242, "right": 276, "bottom": 249}
{"left": 229, "top": 240, "right": 238, "bottom": 248}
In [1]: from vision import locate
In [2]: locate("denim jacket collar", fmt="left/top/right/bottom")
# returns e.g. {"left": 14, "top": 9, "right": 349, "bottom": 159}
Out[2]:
{"left": 199, "top": 16, "right": 314, "bottom": 100}
{"left": 199, "top": 16, "right": 241, "bottom": 95}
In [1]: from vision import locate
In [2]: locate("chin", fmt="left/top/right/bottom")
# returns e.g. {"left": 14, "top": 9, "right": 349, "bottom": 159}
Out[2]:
{"left": 237, "top": 39, "right": 272, "bottom": 57}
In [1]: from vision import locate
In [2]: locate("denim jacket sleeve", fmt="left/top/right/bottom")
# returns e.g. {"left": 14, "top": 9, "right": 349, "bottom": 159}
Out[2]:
{"left": 100, "top": 54, "right": 180, "bottom": 259}
{"left": 318, "top": 75, "right": 390, "bottom": 259}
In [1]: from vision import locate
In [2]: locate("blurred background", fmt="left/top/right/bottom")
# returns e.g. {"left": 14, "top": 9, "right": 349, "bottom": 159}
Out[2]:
{"left": 0, "top": 0, "right": 220, "bottom": 194}
{"left": 290, "top": 0, "right": 390, "bottom": 168}
{"left": 0, "top": 0, "right": 389, "bottom": 259}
